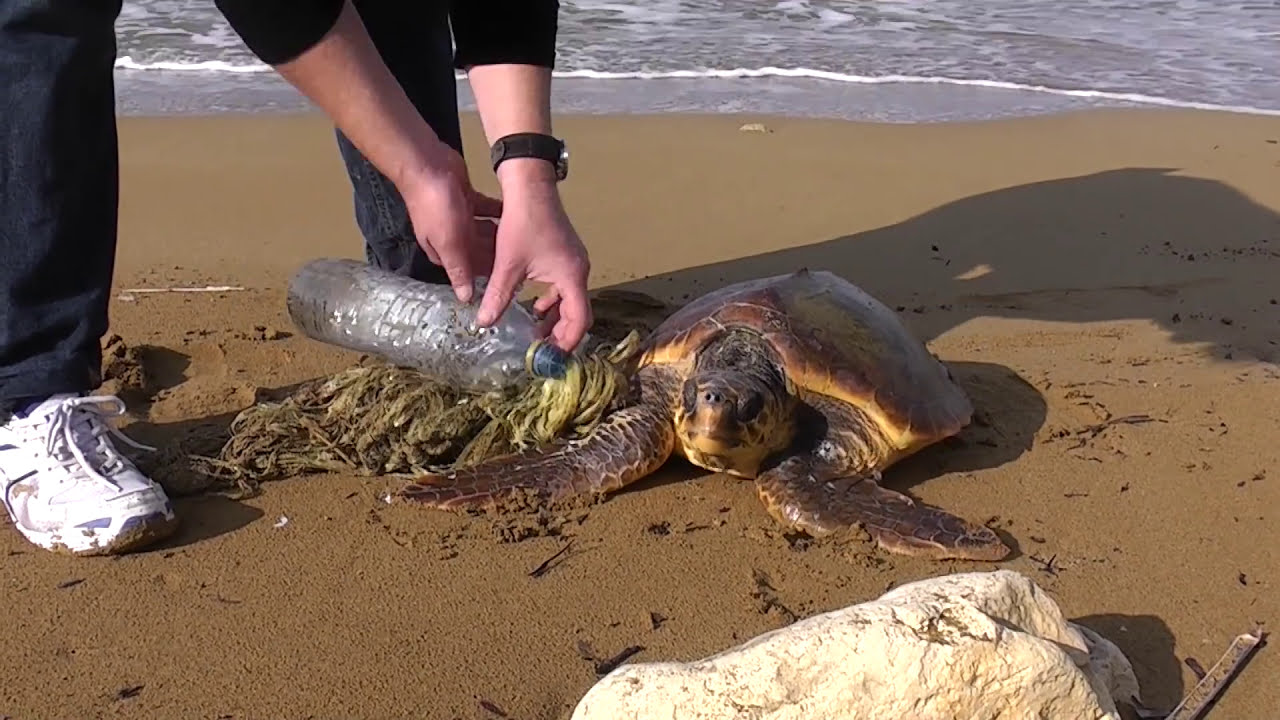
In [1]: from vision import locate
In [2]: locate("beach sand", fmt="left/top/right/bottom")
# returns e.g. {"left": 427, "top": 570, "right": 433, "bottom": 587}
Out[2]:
{"left": 2, "top": 108, "right": 1277, "bottom": 719}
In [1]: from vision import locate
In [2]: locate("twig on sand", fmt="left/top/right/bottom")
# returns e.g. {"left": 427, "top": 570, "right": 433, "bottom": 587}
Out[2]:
{"left": 1138, "top": 626, "right": 1267, "bottom": 720}
{"left": 121, "top": 285, "right": 245, "bottom": 293}
{"left": 528, "top": 539, "right": 575, "bottom": 578}
{"left": 117, "top": 285, "right": 246, "bottom": 301}
{"left": 1069, "top": 413, "right": 1161, "bottom": 449}
{"left": 594, "top": 645, "right": 645, "bottom": 676}
{"left": 576, "top": 639, "right": 645, "bottom": 677}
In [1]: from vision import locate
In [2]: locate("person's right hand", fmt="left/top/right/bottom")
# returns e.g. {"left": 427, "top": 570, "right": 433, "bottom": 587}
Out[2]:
{"left": 399, "top": 142, "right": 501, "bottom": 304}
{"left": 474, "top": 176, "right": 592, "bottom": 353}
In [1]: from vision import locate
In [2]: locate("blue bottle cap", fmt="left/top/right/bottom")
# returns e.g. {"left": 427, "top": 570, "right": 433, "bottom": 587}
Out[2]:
{"left": 525, "top": 340, "right": 572, "bottom": 380}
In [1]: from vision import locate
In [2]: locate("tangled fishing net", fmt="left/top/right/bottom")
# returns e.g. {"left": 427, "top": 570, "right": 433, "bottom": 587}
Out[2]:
{"left": 136, "top": 290, "right": 673, "bottom": 497}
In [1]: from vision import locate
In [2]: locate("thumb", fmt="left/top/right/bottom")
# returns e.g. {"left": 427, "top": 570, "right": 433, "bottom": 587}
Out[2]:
{"left": 475, "top": 256, "right": 524, "bottom": 327}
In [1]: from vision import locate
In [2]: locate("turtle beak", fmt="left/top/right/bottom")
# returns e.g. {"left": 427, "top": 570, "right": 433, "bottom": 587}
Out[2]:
{"left": 698, "top": 389, "right": 734, "bottom": 416}
{"left": 682, "top": 383, "right": 742, "bottom": 445}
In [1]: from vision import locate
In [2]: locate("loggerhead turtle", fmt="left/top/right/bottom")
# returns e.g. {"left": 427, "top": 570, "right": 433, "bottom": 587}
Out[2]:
{"left": 401, "top": 269, "right": 1011, "bottom": 561}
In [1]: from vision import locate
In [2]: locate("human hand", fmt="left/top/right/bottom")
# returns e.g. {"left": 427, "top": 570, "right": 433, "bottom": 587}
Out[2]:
{"left": 474, "top": 167, "right": 592, "bottom": 353}
{"left": 399, "top": 143, "right": 504, "bottom": 303}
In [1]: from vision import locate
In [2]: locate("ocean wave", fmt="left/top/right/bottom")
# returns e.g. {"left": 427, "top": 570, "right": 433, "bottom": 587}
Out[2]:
{"left": 116, "top": 56, "right": 271, "bottom": 73}
{"left": 113, "top": 57, "right": 1280, "bottom": 117}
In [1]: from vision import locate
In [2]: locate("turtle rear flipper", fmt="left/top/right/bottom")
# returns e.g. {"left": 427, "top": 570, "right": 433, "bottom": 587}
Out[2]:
{"left": 755, "top": 455, "right": 1010, "bottom": 562}
{"left": 400, "top": 367, "right": 678, "bottom": 510}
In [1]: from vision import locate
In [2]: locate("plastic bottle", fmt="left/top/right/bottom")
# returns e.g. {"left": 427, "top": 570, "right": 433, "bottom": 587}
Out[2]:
{"left": 285, "top": 257, "right": 571, "bottom": 394}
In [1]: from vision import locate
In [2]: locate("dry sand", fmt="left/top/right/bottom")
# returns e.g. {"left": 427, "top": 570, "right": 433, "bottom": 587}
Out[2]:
{"left": 2, "top": 108, "right": 1277, "bottom": 719}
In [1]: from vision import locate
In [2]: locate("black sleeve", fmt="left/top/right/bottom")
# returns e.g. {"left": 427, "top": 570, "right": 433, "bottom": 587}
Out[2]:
{"left": 449, "top": 0, "right": 559, "bottom": 69}
{"left": 214, "top": 0, "right": 346, "bottom": 66}
{"left": 214, "top": 0, "right": 559, "bottom": 70}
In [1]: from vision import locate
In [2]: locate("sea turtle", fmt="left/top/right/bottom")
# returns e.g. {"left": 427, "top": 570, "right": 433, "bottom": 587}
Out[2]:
{"left": 400, "top": 269, "right": 1011, "bottom": 561}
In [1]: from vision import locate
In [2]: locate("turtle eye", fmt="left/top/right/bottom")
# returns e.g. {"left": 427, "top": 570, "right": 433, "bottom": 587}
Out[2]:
{"left": 737, "top": 392, "right": 764, "bottom": 422}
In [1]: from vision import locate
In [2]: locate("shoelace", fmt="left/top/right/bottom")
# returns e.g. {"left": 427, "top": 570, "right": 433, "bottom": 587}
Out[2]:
{"left": 42, "top": 395, "right": 155, "bottom": 490}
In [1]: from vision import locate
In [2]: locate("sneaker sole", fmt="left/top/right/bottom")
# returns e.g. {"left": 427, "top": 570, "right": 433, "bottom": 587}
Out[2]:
{"left": 18, "top": 509, "right": 181, "bottom": 557}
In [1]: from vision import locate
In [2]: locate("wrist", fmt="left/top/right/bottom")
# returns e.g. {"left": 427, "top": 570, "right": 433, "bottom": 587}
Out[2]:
{"left": 499, "top": 162, "right": 566, "bottom": 213}
{"left": 496, "top": 157, "right": 559, "bottom": 189}
{"left": 394, "top": 138, "right": 461, "bottom": 192}
{"left": 490, "top": 132, "right": 567, "bottom": 187}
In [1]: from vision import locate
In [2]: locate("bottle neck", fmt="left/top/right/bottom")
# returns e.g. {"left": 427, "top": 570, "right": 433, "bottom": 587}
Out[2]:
{"left": 526, "top": 340, "right": 571, "bottom": 380}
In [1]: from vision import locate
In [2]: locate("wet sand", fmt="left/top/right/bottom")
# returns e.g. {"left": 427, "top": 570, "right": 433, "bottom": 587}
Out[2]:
{"left": 2, "top": 108, "right": 1277, "bottom": 719}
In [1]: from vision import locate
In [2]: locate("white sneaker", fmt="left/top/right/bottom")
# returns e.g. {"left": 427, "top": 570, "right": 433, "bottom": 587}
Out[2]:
{"left": 1, "top": 393, "right": 178, "bottom": 555}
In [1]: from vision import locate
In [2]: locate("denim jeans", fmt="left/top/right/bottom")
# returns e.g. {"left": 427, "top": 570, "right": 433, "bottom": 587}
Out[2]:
{"left": 336, "top": 0, "right": 460, "bottom": 284}
{"left": 0, "top": 0, "right": 457, "bottom": 403}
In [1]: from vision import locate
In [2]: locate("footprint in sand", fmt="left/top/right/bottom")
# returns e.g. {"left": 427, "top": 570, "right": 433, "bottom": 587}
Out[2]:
{"left": 99, "top": 334, "right": 258, "bottom": 420}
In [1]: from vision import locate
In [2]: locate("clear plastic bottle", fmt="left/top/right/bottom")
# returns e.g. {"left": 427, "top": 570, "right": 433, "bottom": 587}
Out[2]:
{"left": 285, "top": 257, "right": 570, "bottom": 394}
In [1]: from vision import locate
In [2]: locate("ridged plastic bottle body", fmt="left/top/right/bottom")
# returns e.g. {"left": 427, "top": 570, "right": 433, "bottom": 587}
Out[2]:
{"left": 286, "top": 257, "right": 561, "bottom": 393}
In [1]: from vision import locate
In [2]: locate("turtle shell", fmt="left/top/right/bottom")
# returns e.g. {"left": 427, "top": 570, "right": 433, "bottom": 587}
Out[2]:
{"left": 639, "top": 269, "right": 972, "bottom": 448}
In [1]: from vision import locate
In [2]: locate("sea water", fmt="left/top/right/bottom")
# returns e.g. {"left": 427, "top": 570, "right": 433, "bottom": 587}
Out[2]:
{"left": 114, "top": 0, "right": 1280, "bottom": 122}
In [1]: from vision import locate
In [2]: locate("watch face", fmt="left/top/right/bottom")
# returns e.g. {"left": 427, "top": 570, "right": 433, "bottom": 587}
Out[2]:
{"left": 556, "top": 144, "right": 569, "bottom": 180}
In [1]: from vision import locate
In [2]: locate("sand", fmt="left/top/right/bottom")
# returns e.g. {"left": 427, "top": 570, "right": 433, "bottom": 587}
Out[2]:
{"left": 2, "top": 107, "right": 1277, "bottom": 719}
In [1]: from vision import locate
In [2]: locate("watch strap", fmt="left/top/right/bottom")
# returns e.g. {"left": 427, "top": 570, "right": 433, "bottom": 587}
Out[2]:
{"left": 490, "top": 132, "right": 564, "bottom": 174}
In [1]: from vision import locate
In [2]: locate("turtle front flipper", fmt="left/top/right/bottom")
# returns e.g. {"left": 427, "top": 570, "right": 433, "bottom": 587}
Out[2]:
{"left": 755, "top": 455, "right": 1011, "bottom": 561}
{"left": 399, "top": 366, "right": 678, "bottom": 511}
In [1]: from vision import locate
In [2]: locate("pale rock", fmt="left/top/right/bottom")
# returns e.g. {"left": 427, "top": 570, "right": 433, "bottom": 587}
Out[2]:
{"left": 570, "top": 570, "right": 1141, "bottom": 720}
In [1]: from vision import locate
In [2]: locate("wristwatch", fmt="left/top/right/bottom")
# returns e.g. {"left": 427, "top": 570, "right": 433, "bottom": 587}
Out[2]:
{"left": 489, "top": 132, "right": 568, "bottom": 181}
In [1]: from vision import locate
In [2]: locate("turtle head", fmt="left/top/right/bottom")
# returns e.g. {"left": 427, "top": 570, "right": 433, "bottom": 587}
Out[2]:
{"left": 676, "top": 368, "right": 798, "bottom": 476}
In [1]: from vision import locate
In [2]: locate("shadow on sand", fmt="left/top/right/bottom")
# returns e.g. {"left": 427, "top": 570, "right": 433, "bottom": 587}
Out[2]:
{"left": 1075, "top": 613, "right": 1183, "bottom": 712}
{"left": 610, "top": 168, "right": 1278, "bottom": 362}
{"left": 124, "top": 407, "right": 266, "bottom": 549}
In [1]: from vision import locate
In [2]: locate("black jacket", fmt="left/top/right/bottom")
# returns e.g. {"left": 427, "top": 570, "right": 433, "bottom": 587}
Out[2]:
{"left": 213, "top": 0, "right": 558, "bottom": 69}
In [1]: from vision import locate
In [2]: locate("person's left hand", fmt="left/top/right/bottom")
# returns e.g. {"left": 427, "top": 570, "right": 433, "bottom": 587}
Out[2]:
{"left": 474, "top": 169, "right": 592, "bottom": 353}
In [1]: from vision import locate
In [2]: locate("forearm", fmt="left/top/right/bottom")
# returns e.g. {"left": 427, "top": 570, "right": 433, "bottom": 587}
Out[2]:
{"left": 451, "top": 1, "right": 561, "bottom": 188}
{"left": 468, "top": 65, "right": 558, "bottom": 187}
{"left": 217, "top": 0, "right": 448, "bottom": 188}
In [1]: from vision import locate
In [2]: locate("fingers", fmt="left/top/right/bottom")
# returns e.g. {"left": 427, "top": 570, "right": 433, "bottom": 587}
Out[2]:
{"left": 420, "top": 242, "right": 443, "bottom": 267}
{"left": 536, "top": 303, "right": 561, "bottom": 339}
{"left": 401, "top": 145, "right": 493, "bottom": 303}
{"left": 419, "top": 216, "right": 496, "bottom": 304}
{"left": 476, "top": 255, "right": 523, "bottom": 327}
{"left": 532, "top": 285, "right": 560, "bottom": 316}
{"left": 428, "top": 216, "right": 478, "bottom": 303}
{"left": 418, "top": 220, "right": 494, "bottom": 301}
{"left": 532, "top": 286, "right": 561, "bottom": 338}
{"left": 549, "top": 265, "right": 592, "bottom": 352}
{"left": 410, "top": 170, "right": 481, "bottom": 303}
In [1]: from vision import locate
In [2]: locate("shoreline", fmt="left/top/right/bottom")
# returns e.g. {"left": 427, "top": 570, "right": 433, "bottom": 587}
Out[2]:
{"left": 111, "top": 103, "right": 1280, "bottom": 128}
{"left": 4, "top": 106, "right": 1276, "bottom": 719}
{"left": 112, "top": 69, "right": 1280, "bottom": 123}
